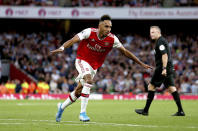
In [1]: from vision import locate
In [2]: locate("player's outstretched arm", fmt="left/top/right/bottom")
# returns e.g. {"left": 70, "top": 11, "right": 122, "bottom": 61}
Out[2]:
{"left": 50, "top": 35, "right": 80, "bottom": 55}
{"left": 118, "top": 46, "right": 153, "bottom": 69}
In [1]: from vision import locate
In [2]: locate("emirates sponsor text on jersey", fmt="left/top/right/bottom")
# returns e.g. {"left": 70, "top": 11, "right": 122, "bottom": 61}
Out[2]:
{"left": 87, "top": 43, "right": 106, "bottom": 52}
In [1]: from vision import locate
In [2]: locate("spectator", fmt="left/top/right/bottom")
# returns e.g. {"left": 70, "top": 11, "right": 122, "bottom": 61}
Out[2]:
{"left": 49, "top": 79, "right": 58, "bottom": 93}
{"left": 0, "top": 31, "right": 198, "bottom": 95}
{"left": 15, "top": 79, "right": 22, "bottom": 93}
{"left": 21, "top": 80, "right": 29, "bottom": 94}
{"left": 29, "top": 82, "right": 37, "bottom": 94}
{"left": 0, "top": 82, "right": 7, "bottom": 94}
{"left": 190, "top": 80, "right": 198, "bottom": 95}
{"left": 61, "top": 78, "right": 69, "bottom": 93}
{"left": 0, "top": 0, "right": 198, "bottom": 7}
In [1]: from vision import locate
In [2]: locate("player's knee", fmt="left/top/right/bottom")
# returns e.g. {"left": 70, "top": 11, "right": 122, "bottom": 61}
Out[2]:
{"left": 85, "top": 79, "right": 93, "bottom": 85}
{"left": 83, "top": 74, "right": 93, "bottom": 84}
{"left": 148, "top": 83, "right": 156, "bottom": 91}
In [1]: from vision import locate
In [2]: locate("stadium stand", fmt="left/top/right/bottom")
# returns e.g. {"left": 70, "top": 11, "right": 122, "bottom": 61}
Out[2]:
{"left": 0, "top": 0, "right": 198, "bottom": 7}
{"left": 0, "top": 1, "right": 198, "bottom": 96}
{"left": 0, "top": 30, "right": 198, "bottom": 95}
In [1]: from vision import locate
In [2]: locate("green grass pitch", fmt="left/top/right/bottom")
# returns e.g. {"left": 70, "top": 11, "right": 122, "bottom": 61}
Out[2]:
{"left": 0, "top": 100, "right": 198, "bottom": 131}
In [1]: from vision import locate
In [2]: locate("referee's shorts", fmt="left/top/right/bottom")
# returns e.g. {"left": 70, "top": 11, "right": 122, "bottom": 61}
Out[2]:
{"left": 150, "top": 67, "right": 175, "bottom": 88}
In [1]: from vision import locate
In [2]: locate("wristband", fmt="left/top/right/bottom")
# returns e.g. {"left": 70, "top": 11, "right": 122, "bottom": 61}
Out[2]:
{"left": 59, "top": 46, "right": 64, "bottom": 51}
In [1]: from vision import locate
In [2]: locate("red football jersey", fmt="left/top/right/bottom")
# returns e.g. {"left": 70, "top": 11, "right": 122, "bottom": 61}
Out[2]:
{"left": 76, "top": 28, "right": 122, "bottom": 70}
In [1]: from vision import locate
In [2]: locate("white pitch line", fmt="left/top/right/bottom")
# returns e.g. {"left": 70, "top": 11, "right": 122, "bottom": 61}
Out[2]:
{"left": 0, "top": 118, "right": 197, "bottom": 129}
{"left": 0, "top": 123, "right": 25, "bottom": 125}
{"left": 16, "top": 103, "right": 53, "bottom": 106}
{"left": 48, "top": 123, "right": 90, "bottom": 126}
{"left": 0, "top": 119, "right": 25, "bottom": 121}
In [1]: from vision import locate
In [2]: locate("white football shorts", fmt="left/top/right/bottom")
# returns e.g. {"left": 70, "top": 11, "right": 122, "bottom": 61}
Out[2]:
{"left": 75, "top": 59, "right": 97, "bottom": 86}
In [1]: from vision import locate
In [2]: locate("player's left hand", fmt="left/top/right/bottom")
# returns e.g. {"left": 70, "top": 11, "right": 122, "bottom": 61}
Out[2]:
{"left": 141, "top": 63, "right": 153, "bottom": 70}
{"left": 162, "top": 69, "right": 167, "bottom": 76}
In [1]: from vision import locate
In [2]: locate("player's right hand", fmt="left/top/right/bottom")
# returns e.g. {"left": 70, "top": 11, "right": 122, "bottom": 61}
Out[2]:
{"left": 49, "top": 48, "right": 64, "bottom": 55}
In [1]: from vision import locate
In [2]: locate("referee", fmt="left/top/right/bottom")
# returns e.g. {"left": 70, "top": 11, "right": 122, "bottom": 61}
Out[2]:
{"left": 135, "top": 26, "right": 185, "bottom": 116}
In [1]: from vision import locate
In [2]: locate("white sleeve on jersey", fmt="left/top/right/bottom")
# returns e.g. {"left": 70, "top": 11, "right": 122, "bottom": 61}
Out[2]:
{"left": 77, "top": 28, "right": 91, "bottom": 40}
{"left": 113, "top": 35, "right": 123, "bottom": 48}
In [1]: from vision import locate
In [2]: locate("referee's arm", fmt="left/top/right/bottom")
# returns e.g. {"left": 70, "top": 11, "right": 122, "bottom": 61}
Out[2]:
{"left": 162, "top": 53, "right": 168, "bottom": 69}
{"left": 162, "top": 53, "right": 168, "bottom": 76}
{"left": 159, "top": 42, "right": 168, "bottom": 69}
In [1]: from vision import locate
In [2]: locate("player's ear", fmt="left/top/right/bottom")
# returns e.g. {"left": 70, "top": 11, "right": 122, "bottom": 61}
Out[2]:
{"left": 98, "top": 22, "right": 102, "bottom": 29}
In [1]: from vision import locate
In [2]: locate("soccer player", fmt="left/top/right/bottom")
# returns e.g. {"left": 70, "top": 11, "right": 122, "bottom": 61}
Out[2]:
{"left": 51, "top": 15, "right": 153, "bottom": 122}
{"left": 135, "top": 26, "right": 185, "bottom": 116}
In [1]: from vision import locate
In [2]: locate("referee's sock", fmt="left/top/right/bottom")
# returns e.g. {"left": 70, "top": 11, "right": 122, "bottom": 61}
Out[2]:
{"left": 144, "top": 91, "right": 155, "bottom": 112}
{"left": 171, "top": 91, "right": 184, "bottom": 112}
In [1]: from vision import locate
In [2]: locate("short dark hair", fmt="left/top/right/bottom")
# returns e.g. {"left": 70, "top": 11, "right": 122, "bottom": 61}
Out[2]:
{"left": 150, "top": 26, "right": 161, "bottom": 33}
{"left": 100, "top": 14, "right": 111, "bottom": 22}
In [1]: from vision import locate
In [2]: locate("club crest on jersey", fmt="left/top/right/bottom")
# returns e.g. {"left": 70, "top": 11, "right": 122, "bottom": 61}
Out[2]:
{"left": 104, "top": 42, "right": 109, "bottom": 46}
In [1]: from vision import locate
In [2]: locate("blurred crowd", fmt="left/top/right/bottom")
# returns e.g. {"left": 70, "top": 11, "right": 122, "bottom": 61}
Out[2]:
{"left": 0, "top": 0, "right": 198, "bottom": 7}
{"left": 0, "top": 31, "right": 198, "bottom": 95}
{"left": 0, "top": 80, "right": 50, "bottom": 94}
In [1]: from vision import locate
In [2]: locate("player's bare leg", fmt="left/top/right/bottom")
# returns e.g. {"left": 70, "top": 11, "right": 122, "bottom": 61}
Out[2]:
{"left": 79, "top": 74, "right": 93, "bottom": 122}
{"left": 135, "top": 83, "right": 155, "bottom": 116}
{"left": 56, "top": 82, "right": 83, "bottom": 122}
{"left": 168, "top": 86, "right": 185, "bottom": 116}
